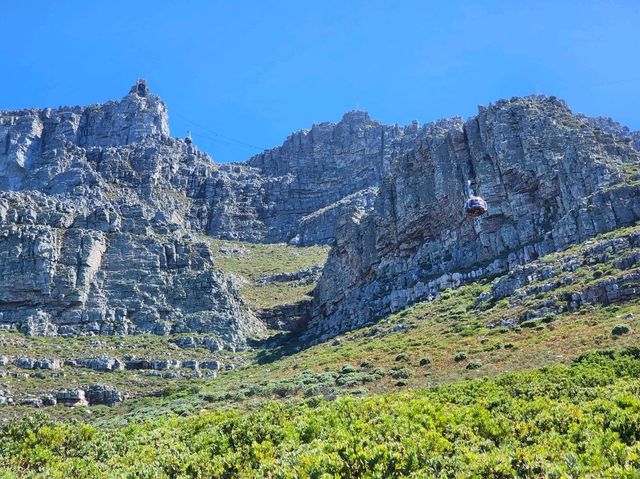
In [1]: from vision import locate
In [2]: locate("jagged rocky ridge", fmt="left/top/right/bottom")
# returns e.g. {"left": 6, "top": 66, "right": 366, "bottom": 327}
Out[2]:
{"left": 308, "top": 96, "right": 640, "bottom": 341}
{"left": 0, "top": 81, "right": 259, "bottom": 343}
{"left": 2, "top": 82, "right": 639, "bottom": 345}
{"left": 0, "top": 81, "right": 426, "bottom": 342}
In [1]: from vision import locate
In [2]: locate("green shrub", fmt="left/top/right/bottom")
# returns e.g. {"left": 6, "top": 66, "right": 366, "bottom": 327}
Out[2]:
{"left": 340, "top": 363, "right": 359, "bottom": 374}
{"left": 2, "top": 349, "right": 640, "bottom": 477}
{"left": 520, "top": 319, "right": 539, "bottom": 328}
{"left": 335, "top": 371, "right": 376, "bottom": 386}
{"left": 389, "top": 367, "right": 412, "bottom": 379}
{"left": 466, "top": 360, "right": 482, "bottom": 370}
{"left": 454, "top": 352, "right": 467, "bottom": 362}
{"left": 419, "top": 357, "right": 431, "bottom": 366}
{"left": 612, "top": 324, "right": 631, "bottom": 336}
{"left": 541, "top": 314, "right": 556, "bottom": 323}
{"left": 303, "top": 385, "right": 322, "bottom": 397}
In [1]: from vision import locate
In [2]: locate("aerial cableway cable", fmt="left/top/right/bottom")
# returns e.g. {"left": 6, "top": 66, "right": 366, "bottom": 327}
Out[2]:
{"left": 172, "top": 111, "right": 267, "bottom": 151}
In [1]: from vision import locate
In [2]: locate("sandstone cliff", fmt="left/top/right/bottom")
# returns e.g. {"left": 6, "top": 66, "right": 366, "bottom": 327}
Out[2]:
{"left": 2, "top": 82, "right": 639, "bottom": 346}
{"left": 308, "top": 96, "right": 640, "bottom": 341}
{"left": 0, "top": 81, "right": 260, "bottom": 346}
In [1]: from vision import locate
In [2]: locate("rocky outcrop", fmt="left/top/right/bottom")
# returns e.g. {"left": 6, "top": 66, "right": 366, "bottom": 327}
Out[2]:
{"left": 580, "top": 115, "right": 640, "bottom": 152}
{"left": 258, "top": 300, "right": 312, "bottom": 332}
{"left": 244, "top": 112, "right": 427, "bottom": 244}
{"left": 56, "top": 389, "right": 88, "bottom": 407}
{"left": 256, "top": 265, "right": 323, "bottom": 286}
{"left": 476, "top": 227, "right": 640, "bottom": 325}
{"left": 85, "top": 384, "right": 124, "bottom": 406}
{"left": 170, "top": 335, "right": 225, "bottom": 351}
{"left": 71, "top": 357, "right": 124, "bottom": 372}
{"left": 12, "top": 357, "right": 61, "bottom": 370}
{"left": 308, "top": 96, "right": 640, "bottom": 341}
{"left": 291, "top": 188, "right": 379, "bottom": 246}
{"left": 0, "top": 351, "right": 229, "bottom": 376}
{"left": 0, "top": 81, "right": 261, "bottom": 346}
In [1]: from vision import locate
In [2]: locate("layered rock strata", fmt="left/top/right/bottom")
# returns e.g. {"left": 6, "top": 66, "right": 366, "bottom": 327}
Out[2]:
{"left": 308, "top": 96, "right": 640, "bottom": 341}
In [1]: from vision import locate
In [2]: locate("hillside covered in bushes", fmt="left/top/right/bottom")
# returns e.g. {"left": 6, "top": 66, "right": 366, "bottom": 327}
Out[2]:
{"left": 2, "top": 349, "right": 640, "bottom": 478}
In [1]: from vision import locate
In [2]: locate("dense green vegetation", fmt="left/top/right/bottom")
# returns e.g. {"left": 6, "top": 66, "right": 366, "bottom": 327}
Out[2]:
{"left": 2, "top": 349, "right": 640, "bottom": 478}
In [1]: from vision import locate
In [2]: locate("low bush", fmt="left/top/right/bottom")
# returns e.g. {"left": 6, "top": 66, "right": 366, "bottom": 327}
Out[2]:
{"left": 454, "top": 352, "right": 467, "bottom": 362}
{"left": 419, "top": 357, "right": 431, "bottom": 366}
{"left": 612, "top": 324, "right": 631, "bottom": 336}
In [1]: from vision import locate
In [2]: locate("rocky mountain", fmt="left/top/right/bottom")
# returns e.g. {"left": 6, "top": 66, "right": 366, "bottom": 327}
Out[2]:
{"left": 1, "top": 82, "right": 639, "bottom": 348}
{"left": 0, "top": 81, "right": 256, "bottom": 345}
{"left": 308, "top": 96, "right": 640, "bottom": 341}
{"left": 581, "top": 114, "right": 640, "bottom": 151}
{"left": 245, "top": 110, "right": 426, "bottom": 244}
{"left": 0, "top": 81, "right": 424, "bottom": 344}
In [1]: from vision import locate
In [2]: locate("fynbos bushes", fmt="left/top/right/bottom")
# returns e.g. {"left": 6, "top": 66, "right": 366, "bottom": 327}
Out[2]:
{"left": 1, "top": 349, "right": 639, "bottom": 478}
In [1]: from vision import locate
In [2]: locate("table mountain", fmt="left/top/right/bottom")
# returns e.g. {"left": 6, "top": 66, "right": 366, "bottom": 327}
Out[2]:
{"left": 2, "top": 82, "right": 638, "bottom": 346}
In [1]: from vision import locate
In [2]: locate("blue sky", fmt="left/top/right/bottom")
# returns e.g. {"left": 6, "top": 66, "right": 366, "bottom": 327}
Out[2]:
{"left": 1, "top": 1, "right": 638, "bottom": 162}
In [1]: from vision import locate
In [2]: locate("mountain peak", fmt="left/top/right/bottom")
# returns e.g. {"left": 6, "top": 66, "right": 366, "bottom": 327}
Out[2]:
{"left": 340, "top": 110, "right": 371, "bottom": 124}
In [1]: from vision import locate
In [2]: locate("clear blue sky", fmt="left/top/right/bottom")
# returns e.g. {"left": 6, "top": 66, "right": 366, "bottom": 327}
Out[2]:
{"left": 1, "top": 1, "right": 638, "bottom": 162}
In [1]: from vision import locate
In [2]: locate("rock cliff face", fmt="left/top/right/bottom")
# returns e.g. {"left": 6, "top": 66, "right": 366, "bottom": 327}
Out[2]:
{"left": 0, "top": 81, "right": 260, "bottom": 346}
{"left": 2, "top": 82, "right": 639, "bottom": 345}
{"left": 581, "top": 115, "right": 640, "bottom": 152}
{"left": 131, "top": 111, "right": 426, "bottom": 247}
{"left": 0, "top": 81, "right": 424, "bottom": 341}
{"left": 244, "top": 111, "right": 426, "bottom": 244}
{"left": 308, "top": 96, "right": 640, "bottom": 341}
{"left": 0, "top": 81, "right": 169, "bottom": 191}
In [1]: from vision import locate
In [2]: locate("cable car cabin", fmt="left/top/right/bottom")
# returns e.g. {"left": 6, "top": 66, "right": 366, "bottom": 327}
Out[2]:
{"left": 463, "top": 180, "right": 488, "bottom": 217}
{"left": 464, "top": 195, "right": 488, "bottom": 217}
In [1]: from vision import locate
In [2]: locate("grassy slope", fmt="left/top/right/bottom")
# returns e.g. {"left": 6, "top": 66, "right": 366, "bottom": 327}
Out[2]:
{"left": 204, "top": 237, "right": 329, "bottom": 310}
{"left": 0, "top": 240, "right": 328, "bottom": 422}
{"left": 163, "top": 222, "right": 640, "bottom": 413}
{"left": 1, "top": 223, "right": 639, "bottom": 426}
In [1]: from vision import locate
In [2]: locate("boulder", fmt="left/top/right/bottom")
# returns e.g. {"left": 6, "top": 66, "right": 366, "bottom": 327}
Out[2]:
{"left": 56, "top": 389, "right": 88, "bottom": 407}
{"left": 85, "top": 384, "right": 123, "bottom": 406}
